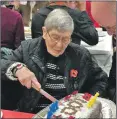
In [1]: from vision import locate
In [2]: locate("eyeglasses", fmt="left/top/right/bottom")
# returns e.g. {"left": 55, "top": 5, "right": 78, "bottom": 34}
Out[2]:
{"left": 47, "top": 31, "right": 72, "bottom": 45}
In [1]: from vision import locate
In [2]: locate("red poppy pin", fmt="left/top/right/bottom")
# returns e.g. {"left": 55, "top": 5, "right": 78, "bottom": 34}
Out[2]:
{"left": 70, "top": 69, "right": 78, "bottom": 78}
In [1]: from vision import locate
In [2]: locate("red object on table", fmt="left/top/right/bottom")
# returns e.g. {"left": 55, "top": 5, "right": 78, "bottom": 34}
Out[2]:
{"left": 2, "top": 109, "right": 35, "bottom": 118}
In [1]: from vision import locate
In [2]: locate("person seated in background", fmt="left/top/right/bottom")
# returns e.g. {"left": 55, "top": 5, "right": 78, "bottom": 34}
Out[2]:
{"left": 91, "top": 1, "right": 116, "bottom": 103}
{"left": 31, "top": 1, "right": 98, "bottom": 45}
{"left": 1, "top": 9, "right": 108, "bottom": 113}
{"left": 1, "top": 5, "right": 25, "bottom": 110}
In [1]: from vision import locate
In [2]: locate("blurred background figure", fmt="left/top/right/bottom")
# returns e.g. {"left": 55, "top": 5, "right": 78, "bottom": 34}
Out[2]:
{"left": 9, "top": 0, "right": 20, "bottom": 11}
{"left": 1, "top": 3, "right": 25, "bottom": 110}
{"left": 91, "top": 1, "right": 116, "bottom": 35}
{"left": 32, "top": 1, "right": 49, "bottom": 15}
{"left": 31, "top": 1, "right": 98, "bottom": 45}
{"left": 66, "top": 1, "right": 78, "bottom": 10}
{"left": 10, "top": 1, "right": 49, "bottom": 26}
{"left": 1, "top": 6, "right": 24, "bottom": 50}
{"left": 65, "top": 1, "right": 100, "bottom": 28}
{"left": 8, "top": 1, "right": 31, "bottom": 26}
{"left": 68, "top": 1, "right": 86, "bottom": 11}
{"left": 91, "top": 1, "right": 116, "bottom": 103}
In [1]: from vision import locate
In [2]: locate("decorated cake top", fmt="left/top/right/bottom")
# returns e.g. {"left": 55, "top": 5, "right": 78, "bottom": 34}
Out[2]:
{"left": 46, "top": 91, "right": 100, "bottom": 118}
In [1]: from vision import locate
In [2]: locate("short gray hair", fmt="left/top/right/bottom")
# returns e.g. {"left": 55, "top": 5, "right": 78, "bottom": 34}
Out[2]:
{"left": 44, "top": 9, "right": 74, "bottom": 33}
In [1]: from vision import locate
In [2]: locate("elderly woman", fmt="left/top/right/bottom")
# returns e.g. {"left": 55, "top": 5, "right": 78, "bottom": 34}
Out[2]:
{"left": 1, "top": 9, "right": 108, "bottom": 113}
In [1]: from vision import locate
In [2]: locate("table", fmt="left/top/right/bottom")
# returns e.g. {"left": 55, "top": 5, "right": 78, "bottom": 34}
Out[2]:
{"left": 81, "top": 31, "right": 113, "bottom": 76}
{"left": 1, "top": 110, "right": 34, "bottom": 119}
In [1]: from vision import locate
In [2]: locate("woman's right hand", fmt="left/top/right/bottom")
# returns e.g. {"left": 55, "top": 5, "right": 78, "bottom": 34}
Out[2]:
{"left": 15, "top": 66, "right": 41, "bottom": 89}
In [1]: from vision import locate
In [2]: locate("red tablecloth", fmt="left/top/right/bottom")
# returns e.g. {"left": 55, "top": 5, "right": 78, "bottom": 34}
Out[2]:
{"left": 2, "top": 110, "right": 35, "bottom": 118}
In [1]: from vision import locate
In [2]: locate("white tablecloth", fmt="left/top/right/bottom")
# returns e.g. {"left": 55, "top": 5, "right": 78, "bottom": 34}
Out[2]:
{"left": 81, "top": 31, "right": 113, "bottom": 76}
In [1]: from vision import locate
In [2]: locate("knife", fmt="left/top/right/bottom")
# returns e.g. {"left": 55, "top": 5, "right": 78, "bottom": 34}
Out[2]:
{"left": 32, "top": 81, "right": 57, "bottom": 102}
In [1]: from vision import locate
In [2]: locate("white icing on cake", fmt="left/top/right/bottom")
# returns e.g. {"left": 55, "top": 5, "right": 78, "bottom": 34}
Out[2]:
{"left": 45, "top": 93, "right": 102, "bottom": 118}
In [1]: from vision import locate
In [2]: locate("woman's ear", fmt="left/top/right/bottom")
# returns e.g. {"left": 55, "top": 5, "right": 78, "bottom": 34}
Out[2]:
{"left": 42, "top": 26, "right": 47, "bottom": 39}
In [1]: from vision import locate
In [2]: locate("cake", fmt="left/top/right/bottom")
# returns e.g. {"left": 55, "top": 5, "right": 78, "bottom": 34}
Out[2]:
{"left": 46, "top": 91, "right": 102, "bottom": 118}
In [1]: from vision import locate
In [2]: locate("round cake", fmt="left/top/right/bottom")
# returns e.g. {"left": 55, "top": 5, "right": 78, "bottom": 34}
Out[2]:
{"left": 45, "top": 91, "right": 102, "bottom": 118}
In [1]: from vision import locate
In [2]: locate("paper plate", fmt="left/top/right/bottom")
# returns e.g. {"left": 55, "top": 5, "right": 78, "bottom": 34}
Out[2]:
{"left": 98, "top": 97, "right": 116, "bottom": 118}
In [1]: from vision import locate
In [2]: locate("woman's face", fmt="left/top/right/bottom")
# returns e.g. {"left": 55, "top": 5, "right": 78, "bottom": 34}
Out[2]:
{"left": 42, "top": 27, "right": 72, "bottom": 57}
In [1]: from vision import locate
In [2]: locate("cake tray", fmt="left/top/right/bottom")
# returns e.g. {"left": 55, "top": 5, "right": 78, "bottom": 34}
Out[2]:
{"left": 32, "top": 96, "right": 116, "bottom": 118}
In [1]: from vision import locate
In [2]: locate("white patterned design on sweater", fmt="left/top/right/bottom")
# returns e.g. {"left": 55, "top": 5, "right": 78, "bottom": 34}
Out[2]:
{"left": 46, "top": 63, "right": 57, "bottom": 70}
